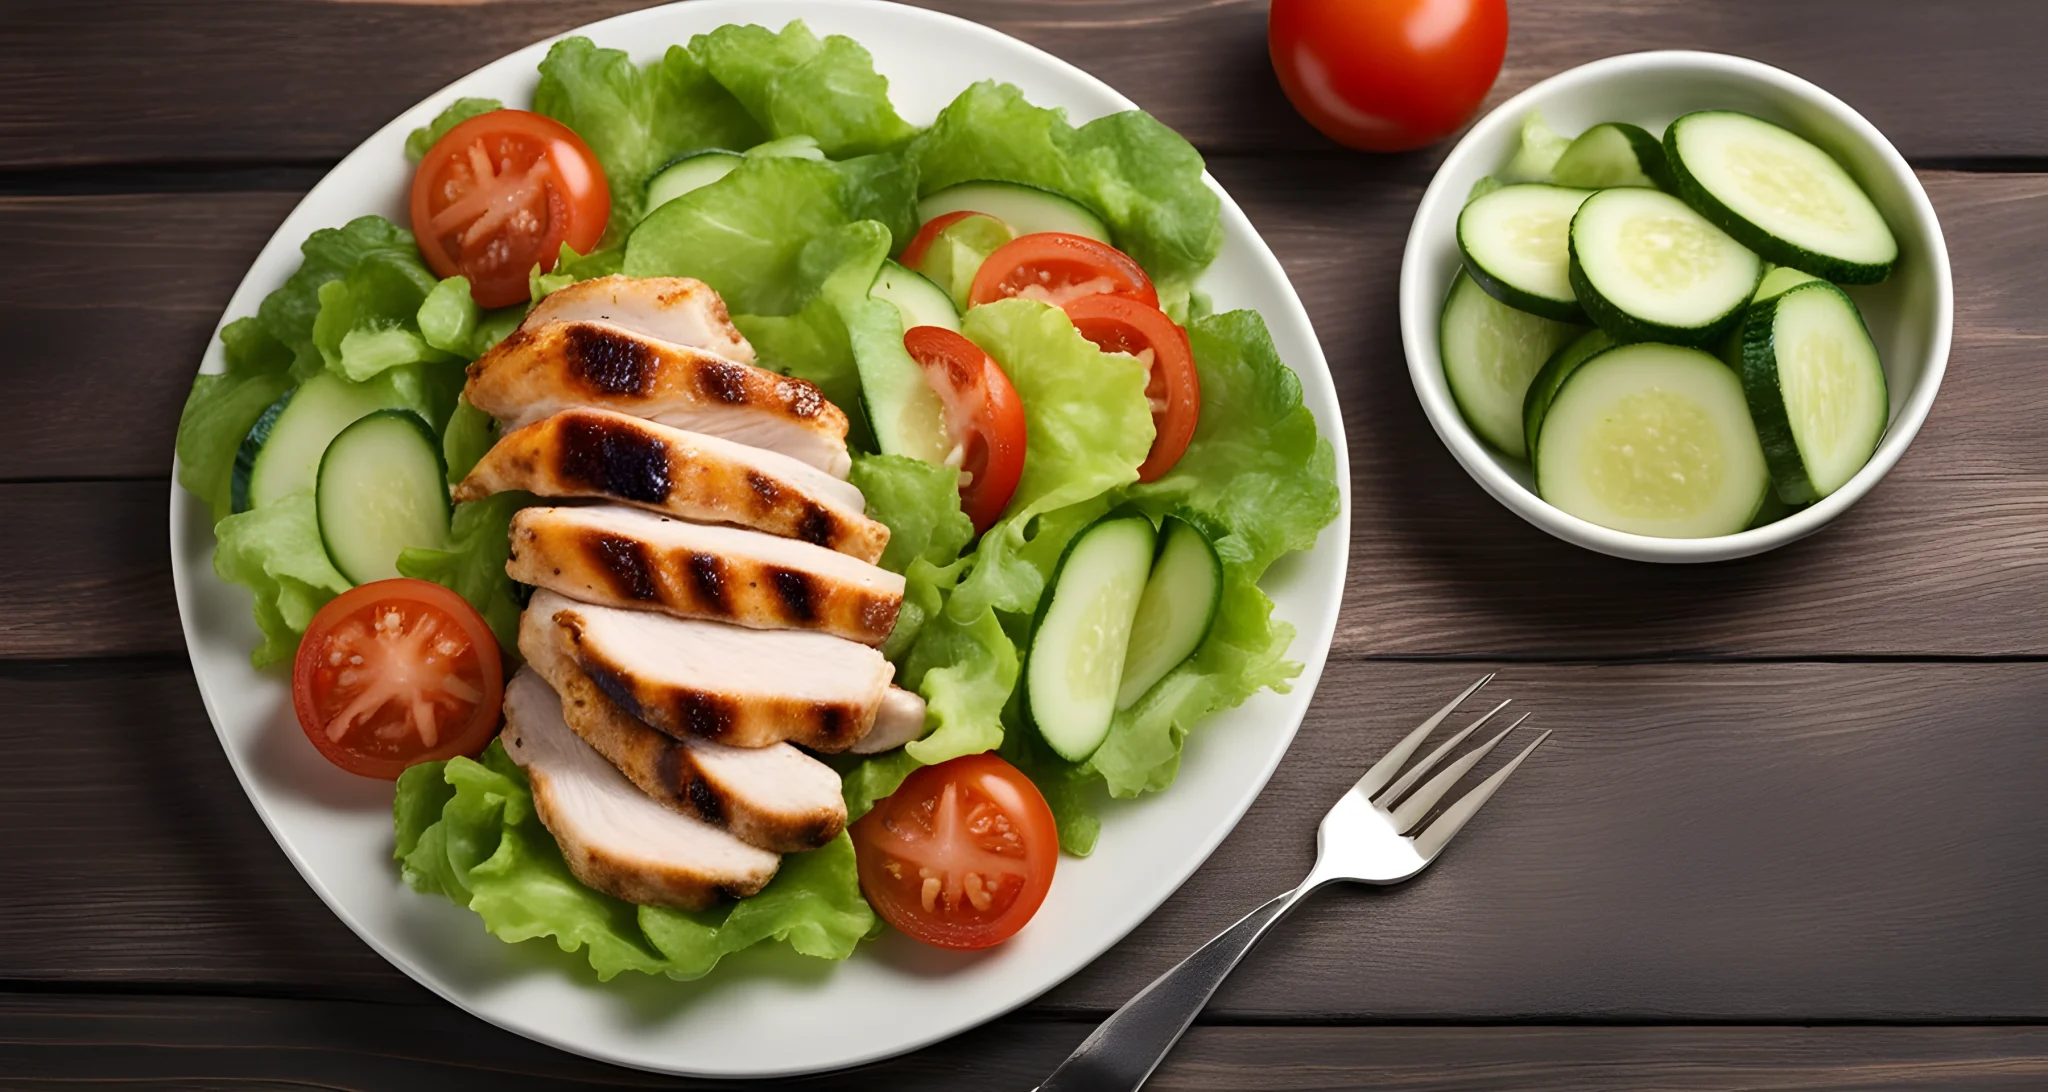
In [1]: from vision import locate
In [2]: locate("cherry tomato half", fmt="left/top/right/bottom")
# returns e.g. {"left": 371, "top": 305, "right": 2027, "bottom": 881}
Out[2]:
{"left": 291, "top": 578, "right": 505, "bottom": 780}
{"left": 903, "top": 326, "right": 1029, "bottom": 534}
{"left": 1268, "top": 0, "right": 1508, "bottom": 152}
{"left": 969, "top": 232, "right": 1159, "bottom": 310}
{"left": 851, "top": 753, "right": 1059, "bottom": 950}
{"left": 1061, "top": 294, "right": 1201, "bottom": 482}
{"left": 409, "top": 109, "right": 611, "bottom": 309}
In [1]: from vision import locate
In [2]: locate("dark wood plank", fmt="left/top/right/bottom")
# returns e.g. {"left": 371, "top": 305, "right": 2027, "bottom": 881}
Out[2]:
{"left": 4, "top": 1, "right": 2046, "bottom": 169}
{"left": 8, "top": 659, "right": 2047, "bottom": 1021}
{"left": 6, "top": 994, "right": 2048, "bottom": 1090}
{"left": 0, "top": 483, "right": 179, "bottom": 659}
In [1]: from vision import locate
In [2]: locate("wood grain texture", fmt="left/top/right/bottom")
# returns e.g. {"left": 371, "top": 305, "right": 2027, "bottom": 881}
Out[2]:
{"left": 0, "top": 484, "right": 179, "bottom": 658}
{"left": 7, "top": 660, "right": 2046, "bottom": 1022}
{"left": 3, "top": 1, "right": 2047, "bottom": 169}
{"left": 5, "top": 995, "right": 2048, "bottom": 1090}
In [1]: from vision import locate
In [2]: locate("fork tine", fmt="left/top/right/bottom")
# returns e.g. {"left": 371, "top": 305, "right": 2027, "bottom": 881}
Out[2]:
{"left": 1352, "top": 674, "right": 1495, "bottom": 798}
{"left": 1374, "top": 698, "right": 1512, "bottom": 805}
{"left": 1411, "top": 729, "right": 1552, "bottom": 859}
{"left": 1389, "top": 714, "right": 1530, "bottom": 832}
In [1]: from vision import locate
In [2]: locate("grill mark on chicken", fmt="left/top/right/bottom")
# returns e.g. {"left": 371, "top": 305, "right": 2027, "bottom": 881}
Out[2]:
{"left": 767, "top": 567, "right": 816, "bottom": 623}
{"left": 652, "top": 741, "right": 727, "bottom": 826}
{"left": 745, "top": 470, "right": 780, "bottom": 508}
{"left": 556, "top": 414, "right": 671, "bottom": 504}
{"left": 858, "top": 595, "right": 901, "bottom": 638}
{"left": 697, "top": 357, "right": 751, "bottom": 405}
{"left": 685, "top": 551, "right": 730, "bottom": 615}
{"left": 797, "top": 503, "right": 835, "bottom": 548}
{"left": 817, "top": 703, "right": 850, "bottom": 748}
{"left": 679, "top": 691, "right": 739, "bottom": 740}
{"left": 588, "top": 533, "right": 659, "bottom": 601}
{"left": 564, "top": 323, "right": 656, "bottom": 397}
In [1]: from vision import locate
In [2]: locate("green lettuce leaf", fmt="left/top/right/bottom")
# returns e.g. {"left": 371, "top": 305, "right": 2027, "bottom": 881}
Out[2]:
{"left": 533, "top": 38, "right": 767, "bottom": 237}
{"left": 175, "top": 318, "right": 293, "bottom": 524}
{"left": 397, "top": 492, "right": 532, "bottom": 655}
{"left": 405, "top": 97, "right": 503, "bottom": 162}
{"left": 259, "top": 216, "right": 427, "bottom": 377}
{"left": 395, "top": 741, "right": 873, "bottom": 981}
{"left": 689, "top": 21, "right": 918, "bottom": 158}
{"left": 850, "top": 454, "right": 973, "bottom": 575}
{"left": 312, "top": 251, "right": 451, "bottom": 382}
{"left": 910, "top": 81, "right": 1222, "bottom": 305}
{"left": 440, "top": 397, "right": 498, "bottom": 486}
{"left": 730, "top": 221, "right": 892, "bottom": 442}
{"left": 211, "top": 491, "right": 352, "bottom": 667}
{"left": 531, "top": 243, "right": 626, "bottom": 303}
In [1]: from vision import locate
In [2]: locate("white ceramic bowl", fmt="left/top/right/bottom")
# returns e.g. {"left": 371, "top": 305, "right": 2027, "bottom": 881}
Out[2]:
{"left": 1400, "top": 51, "right": 1951, "bottom": 563}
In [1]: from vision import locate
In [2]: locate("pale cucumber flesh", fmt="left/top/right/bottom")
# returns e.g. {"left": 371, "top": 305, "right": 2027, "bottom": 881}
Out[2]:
{"left": 1115, "top": 517, "right": 1222, "bottom": 711}
{"left": 1027, "top": 515, "right": 1157, "bottom": 761}
{"left": 316, "top": 410, "right": 452, "bottom": 585}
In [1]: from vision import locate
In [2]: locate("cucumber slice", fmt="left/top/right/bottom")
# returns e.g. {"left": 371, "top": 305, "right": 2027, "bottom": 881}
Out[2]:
{"left": 1440, "top": 270, "right": 1582, "bottom": 459}
{"left": 645, "top": 151, "right": 743, "bottom": 212}
{"left": 870, "top": 260, "right": 960, "bottom": 334}
{"left": 1551, "top": 122, "right": 1674, "bottom": 191}
{"left": 1752, "top": 264, "right": 1822, "bottom": 303}
{"left": 1115, "top": 516, "right": 1222, "bottom": 711}
{"left": 1457, "top": 183, "right": 1594, "bottom": 321}
{"left": 744, "top": 135, "right": 826, "bottom": 161}
{"left": 909, "top": 212, "right": 1014, "bottom": 311}
{"left": 917, "top": 181, "right": 1110, "bottom": 243}
{"left": 316, "top": 410, "right": 452, "bottom": 585}
{"left": 231, "top": 372, "right": 415, "bottom": 513}
{"left": 1535, "top": 342, "right": 1769, "bottom": 538}
{"left": 1568, "top": 186, "right": 1762, "bottom": 346}
{"left": 1666, "top": 111, "right": 1898, "bottom": 284}
{"left": 1739, "top": 281, "right": 1888, "bottom": 504}
{"left": 1025, "top": 512, "right": 1157, "bottom": 762}
{"left": 1522, "top": 328, "right": 1616, "bottom": 456}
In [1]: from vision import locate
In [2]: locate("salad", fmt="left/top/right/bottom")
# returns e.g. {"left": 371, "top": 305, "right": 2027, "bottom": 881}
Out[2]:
{"left": 174, "top": 20, "right": 1338, "bottom": 981}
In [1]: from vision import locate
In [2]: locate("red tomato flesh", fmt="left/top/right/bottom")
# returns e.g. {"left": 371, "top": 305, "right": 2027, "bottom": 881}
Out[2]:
{"left": 969, "top": 232, "right": 1159, "bottom": 310}
{"left": 409, "top": 109, "right": 610, "bottom": 309}
{"left": 852, "top": 753, "right": 1058, "bottom": 950}
{"left": 1061, "top": 294, "right": 1201, "bottom": 482}
{"left": 292, "top": 579, "right": 505, "bottom": 780}
{"left": 1268, "top": 0, "right": 1507, "bottom": 152}
{"left": 902, "top": 326, "right": 1028, "bottom": 534}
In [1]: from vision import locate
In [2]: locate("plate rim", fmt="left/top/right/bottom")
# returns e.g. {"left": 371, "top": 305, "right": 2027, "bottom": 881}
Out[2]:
{"left": 168, "top": 0, "right": 1353, "bottom": 1076}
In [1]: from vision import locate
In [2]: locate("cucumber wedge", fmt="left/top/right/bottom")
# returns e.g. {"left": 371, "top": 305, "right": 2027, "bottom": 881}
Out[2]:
{"left": 1666, "top": 111, "right": 1897, "bottom": 284}
{"left": 1739, "top": 281, "right": 1888, "bottom": 504}
{"left": 1551, "top": 122, "right": 1674, "bottom": 191}
{"left": 870, "top": 260, "right": 960, "bottom": 334}
{"left": 1752, "top": 264, "right": 1822, "bottom": 303}
{"left": 856, "top": 270, "right": 954, "bottom": 465}
{"left": 907, "top": 212, "right": 1014, "bottom": 311}
{"left": 231, "top": 372, "right": 416, "bottom": 513}
{"left": 316, "top": 410, "right": 452, "bottom": 585}
{"left": 1440, "top": 270, "right": 1582, "bottom": 459}
{"left": 645, "top": 151, "right": 743, "bottom": 212}
{"left": 1457, "top": 183, "right": 1594, "bottom": 321}
{"left": 1025, "top": 512, "right": 1157, "bottom": 762}
{"left": 1522, "top": 328, "right": 1616, "bottom": 457}
{"left": 916, "top": 181, "right": 1110, "bottom": 243}
{"left": 1568, "top": 187, "right": 1762, "bottom": 346}
{"left": 1115, "top": 516, "right": 1222, "bottom": 711}
{"left": 1535, "top": 342, "right": 1769, "bottom": 538}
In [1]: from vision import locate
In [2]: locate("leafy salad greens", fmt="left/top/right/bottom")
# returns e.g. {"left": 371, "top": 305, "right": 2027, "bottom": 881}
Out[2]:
{"left": 176, "top": 20, "right": 1338, "bottom": 982}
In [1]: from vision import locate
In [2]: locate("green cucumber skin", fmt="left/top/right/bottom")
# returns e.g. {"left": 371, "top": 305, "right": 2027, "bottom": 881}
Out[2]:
{"left": 1457, "top": 244, "right": 1586, "bottom": 323}
{"left": 1566, "top": 236, "right": 1758, "bottom": 348}
{"left": 1113, "top": 514, "right": 1223, "bottom": 711}
{"left": 315, "top": 409, "right": 451, "bottom": 585}
{"left": 229, "top": 387, "right": 295, "bottom": 514}
{"left": 1615, "top": 122, "right": 1679, "bottom": 192}
{"left": 1019, "top": 507, "right": 1154, "bottom": 751}
{"left": 1737, "top": 281, "right": 1886, "bottom": 506}
{"left": 1522, "top": 329, "right": 1616, "bottom": 457}
{"left": 1663, "top": 113, "right": 1894, "bottom": 285}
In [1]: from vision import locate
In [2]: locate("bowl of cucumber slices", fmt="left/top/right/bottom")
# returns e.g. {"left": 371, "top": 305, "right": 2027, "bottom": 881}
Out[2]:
{"left": 1401, "top": 50, "right": 1952, "bottom": 563}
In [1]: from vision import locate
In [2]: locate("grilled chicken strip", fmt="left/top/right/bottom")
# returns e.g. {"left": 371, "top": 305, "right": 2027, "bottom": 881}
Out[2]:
{"left": 524, "top": 589, "right": 903, "bottom": 752}
{"left": 508, "top": 505, "right": 904, "bottom": 646}
{"left": 468, "top": 318, "right": 851, "bottom": 477}
{"left": 849, "top": 687, "right": 931, "bottom": 754}
{"left": 521, "top": 632, "right": 848, "bottom": 853}
{"left": 525, "top": 275, "right": 757, "bottom": 367}
{"left": 501, "top": 669, "right": 781, "bottom": 910}
{"left": 454, "top": 407, "right": 889, "bottom": 564}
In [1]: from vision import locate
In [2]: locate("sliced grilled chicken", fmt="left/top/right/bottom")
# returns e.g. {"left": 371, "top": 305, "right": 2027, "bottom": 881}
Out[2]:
{"left": 525, "top": 275, "right": 756, "bottom": 366}
{"left": 508, "top": 505, "right": 904, "bottom": 646}
{"left": 454, "top": 408, "right": 888, "bottom": 564}
{"left": 849, "top": 687, "right": 930, "bottom": 754}
{"left": 468, "top": 319, "right": 851, "bottom": 477}
{"left": 523, "top": 589, "right": 899, "bottom": 752}
{"left": 500, "top": 669, "right": 780, "bottom": 910}
{"left": 522, "top": 634, "right": 848, "bottom": 853}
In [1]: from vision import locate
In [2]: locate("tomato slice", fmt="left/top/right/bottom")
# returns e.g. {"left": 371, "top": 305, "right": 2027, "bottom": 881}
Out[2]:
{"left": 1061, "top": 294, "right": 1202, "bottom": 482}
{"left": 291, "top": 579, "right": 505, "bottom": 780}
{"left": 902, "top": 326, "right": 1028, "bottom": 534}
{"left": 969, "top": 232, "right": 1159, "bottom": 310}
{"left": 851, "top": 753, "right": 1058, "bottom": 950}
{"left": 409, "top": 109, "right": 610, "bottom": 309}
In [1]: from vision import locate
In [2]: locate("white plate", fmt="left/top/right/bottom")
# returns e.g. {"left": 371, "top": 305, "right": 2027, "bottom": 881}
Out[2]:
{"left": 169, "top": 0, "right": 1350, "bottom": 1077}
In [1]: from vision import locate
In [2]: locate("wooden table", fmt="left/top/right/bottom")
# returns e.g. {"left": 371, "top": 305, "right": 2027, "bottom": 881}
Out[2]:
{"left": 6, "top": 1, "right": 2047, "bottom": 1087}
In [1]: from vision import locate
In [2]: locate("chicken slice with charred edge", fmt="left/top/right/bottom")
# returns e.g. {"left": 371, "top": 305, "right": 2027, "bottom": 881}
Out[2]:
{"left": 507, "top": 505, "right": 904, "bottom": 646}
{"left": 526, "top": 275, "right": 757, "bottom": 366}
{"left": 455, "top": 407, "right": 889, "bottom": 564}
{"left": 500, "top": 669, "right": 781, "bottom": 910}
{"left": 468, "top": 319, "right": 851, "bottom": 478}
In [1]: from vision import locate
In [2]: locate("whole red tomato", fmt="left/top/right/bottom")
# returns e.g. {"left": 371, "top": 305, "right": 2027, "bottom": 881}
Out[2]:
{"left": 1269, "top": 0, "right": 1508, "bottom": 152}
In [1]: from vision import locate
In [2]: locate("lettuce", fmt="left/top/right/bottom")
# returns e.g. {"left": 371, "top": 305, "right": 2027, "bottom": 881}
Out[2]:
{"left": 259, "top": 217, "right": 431, "bottom": 378}
{"left": 210, "top": 491, "right": 352, "bottom": 667}
{"left": 175, "top": 318, "right": 292, "bottom": 524}
{"left": 730, "top": 221, "right": 894, "bottom": 441}
{"left": 395, "top": 742, "right": 874, "bottom": 981}
{"left": 397, "top": 492, "right": 533, "bottom": 656}
{"left": 404, "top": 97, "right": 503, "bottom": 162}
{"left": 689, "top": 22, "right": 918, "bottom": 158}
{"left": 910, "top": 82, "right": 1223, "bottom": 308}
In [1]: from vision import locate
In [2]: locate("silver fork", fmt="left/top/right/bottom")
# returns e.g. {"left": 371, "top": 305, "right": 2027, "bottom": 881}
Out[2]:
{"left": 1036, "top": 675, "right": 1550, "bottom": 1092}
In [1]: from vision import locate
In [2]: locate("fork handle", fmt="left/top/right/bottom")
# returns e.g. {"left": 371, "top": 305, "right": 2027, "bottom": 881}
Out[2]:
{"left": 1037, "top": 883, "right": 1315, "bottom": 1092}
